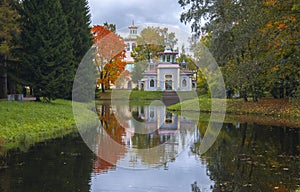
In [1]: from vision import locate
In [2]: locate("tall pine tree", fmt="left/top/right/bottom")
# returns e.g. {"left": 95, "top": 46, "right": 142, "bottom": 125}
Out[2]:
{"left": 19, "top": 0, "right": 75, "bottom": 101}
{"left": 60, "top": 0, "right": 92, "bottom": 67}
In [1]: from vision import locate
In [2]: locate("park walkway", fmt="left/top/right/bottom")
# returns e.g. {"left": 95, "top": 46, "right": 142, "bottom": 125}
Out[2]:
{"left": 6, "top": 94, "right": 36, "bottom": 101}
{"left": 23, "top": 96, "right": 36, "bottom": 101}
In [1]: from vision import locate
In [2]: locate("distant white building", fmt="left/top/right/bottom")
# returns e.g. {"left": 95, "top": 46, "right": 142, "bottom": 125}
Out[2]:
{"left": 124, "top": 22, "right": 137, "bottom": 66}
{"left": 138, "top": 46, "right": 194, "bottom": 91}
{"left": 120, "top": 22, "right": 138, "bottom": 89}
{"left": 120, "top": 22, "right": 195, "bottom": 91}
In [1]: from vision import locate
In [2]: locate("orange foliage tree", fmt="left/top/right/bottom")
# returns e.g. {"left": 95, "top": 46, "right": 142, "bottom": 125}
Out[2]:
{"left": 91, "top": 25, "right": 126, "bottom": 92}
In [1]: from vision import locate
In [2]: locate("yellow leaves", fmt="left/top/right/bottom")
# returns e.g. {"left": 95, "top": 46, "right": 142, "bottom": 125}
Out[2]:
{"left": 260, "top": 28, "right": 267, "bottom": 34}
{"left": 266, "top": 21, "right": 273, "bottom": 28}
{"left": 270, "top": 66, "right": 279, "bottom": 72}
{"left": 263, "top": 0, "right": 278, "bottom": 6}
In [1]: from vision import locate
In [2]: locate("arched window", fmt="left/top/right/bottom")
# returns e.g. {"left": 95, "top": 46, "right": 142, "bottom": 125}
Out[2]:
{"left": 165, "top": 112, "right": 172, "bottom": 124}
{"left": 182, "top": 79, "right": 187, "bottom": 87}
{"left": 132, "top": 43, "right": 136, "bottom": 50}
{"left": 126, "top": 43, "right": 130, "bottom": 51}
{"left": 150, "top": 79, "right": 155, "bottom": 87}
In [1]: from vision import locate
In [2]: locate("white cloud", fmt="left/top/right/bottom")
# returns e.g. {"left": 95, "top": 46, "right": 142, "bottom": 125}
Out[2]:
{"left": 87, "top": 0, "right": 194, "bottom": 53}
{"left": 88, "top": 0, "right": 191, "bottom": 31}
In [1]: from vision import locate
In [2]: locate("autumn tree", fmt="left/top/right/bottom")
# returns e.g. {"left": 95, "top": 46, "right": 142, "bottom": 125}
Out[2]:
{"left": 130, "top": 26, "right": 178, "bottom": 85}
{"left": 0, "top": 0, "right": 20, "bottom": 98}
{"left": 260, "top": 0, "right": 300, "bottom": 99}
{"left": 131, "top": 26, "right": 178, "bottom": 62}
{"left": 179, "top": 0, "right": 299, "bottom": 101}
{"left": 91, "top": 25, "right": 126, "bottom": 93}
{"left": 18, "top": 0, "right": 75, "bottom": 101}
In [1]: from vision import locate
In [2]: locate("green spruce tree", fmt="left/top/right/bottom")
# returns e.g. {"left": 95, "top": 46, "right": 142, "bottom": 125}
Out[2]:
{"left": 19, "top": 0, "right": 75, "bottom": 101}
{"left": 60, "top": 0, "right": 92, "bottom": 67}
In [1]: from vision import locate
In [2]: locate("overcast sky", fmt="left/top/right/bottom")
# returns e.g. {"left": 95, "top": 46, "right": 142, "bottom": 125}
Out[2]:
{"left": 88, "top": 0, "right": 191, "bottom": 32}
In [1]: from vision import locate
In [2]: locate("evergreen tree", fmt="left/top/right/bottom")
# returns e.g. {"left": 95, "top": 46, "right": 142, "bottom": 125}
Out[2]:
{"left": 60, "top": 0, "right": 92, "bottom": 67}
{"left": 0, "top": 0, "right": 20, "bottom": 98}
{"left": 19, "top": 0, "right": 75, "bottom": 101}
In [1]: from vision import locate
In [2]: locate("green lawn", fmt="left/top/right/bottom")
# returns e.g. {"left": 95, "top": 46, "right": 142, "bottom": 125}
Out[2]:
{"left": 0, "top": 90, "right": 163, "bottom": 151}
{"left": 0, "top": 99, "right": 78, "bottom": 151}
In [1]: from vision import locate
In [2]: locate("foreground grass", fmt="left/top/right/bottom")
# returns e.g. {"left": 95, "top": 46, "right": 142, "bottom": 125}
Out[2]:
{"left": 168, "top": 95, "right": 300, "bottom": 118}
{"left": 0, "top": 100, "right": 78, "bottom": 151}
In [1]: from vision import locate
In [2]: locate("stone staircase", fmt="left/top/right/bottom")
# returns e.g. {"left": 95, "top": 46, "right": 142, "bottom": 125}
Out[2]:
{"left": 162, "top": 91, "right": 180, "bottom": 106}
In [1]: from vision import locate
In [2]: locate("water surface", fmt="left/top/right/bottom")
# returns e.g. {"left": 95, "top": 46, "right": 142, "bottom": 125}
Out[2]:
{"left": 0, "top": 104, "right": 299, "bottom": 192}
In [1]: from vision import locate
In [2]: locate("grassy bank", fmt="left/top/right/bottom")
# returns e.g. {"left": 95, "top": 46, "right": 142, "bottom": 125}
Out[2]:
{"left": 97, "top": 90, "right": 163, "bottom": 105}
{"left": 168, "top": 95, "right": 300, "bottom": 118}
{"left": 0, "top": 99, "right": 78, "bottom": 151}
{"left": 97, "top": 90, "right": 163, "bottom": 100}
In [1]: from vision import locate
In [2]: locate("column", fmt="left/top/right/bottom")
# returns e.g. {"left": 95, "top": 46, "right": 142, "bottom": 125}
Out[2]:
{"left": 177, "top": 68, "right": 180, "bottom": 90}
{"left": 157, "top": 68, "right": 160, "bottom": 89}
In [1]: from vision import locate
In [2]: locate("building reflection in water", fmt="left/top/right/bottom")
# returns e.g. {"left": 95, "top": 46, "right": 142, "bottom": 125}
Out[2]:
{"left": 94, "top": 104, "right": 197, "bottom": 171}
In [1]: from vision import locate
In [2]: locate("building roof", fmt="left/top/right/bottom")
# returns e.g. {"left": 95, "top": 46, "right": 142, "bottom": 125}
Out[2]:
{"left": 180, "top": 71, "right": 193, "bottom": 75}
{"left": 157, "top": 52, "right": 178, "bottom": 55}
{"left": 157, "top": 64, "right": 180, "bottom": 68}
{"left": 143, "top": 72, "right": 157, "bottom": 75}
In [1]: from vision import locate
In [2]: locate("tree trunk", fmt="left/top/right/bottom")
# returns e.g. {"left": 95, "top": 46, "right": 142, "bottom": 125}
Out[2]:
{"left": 34, "top": 87, "right": 41, "bottom": 102}
{"left": 8, "top": 78, "right": 16, "bottom": 95}
{"left": 99, "top": 71, "right": 105, "bottom": 93}
{"left": 252, "top": 86, "right": 258, "bottom": 102}
{"left": 106, "top": 72, "right": 110, "bottom": 90}
{"left": 101, "top": 83, "right": 105, "bottom": 93}
{"left": 242, "top": 87, "right": 248, "bottom": 102}
{"left": 1, "top": 57, "right": 8, "bottom": 98}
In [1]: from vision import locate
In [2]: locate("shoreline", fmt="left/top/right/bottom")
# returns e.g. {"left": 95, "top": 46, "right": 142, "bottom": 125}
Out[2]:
{"left": 1, "top": 95, "right": 299, "bottom": 153}
{"left": 167, "top": 97, "right": 300, "bottom": 117}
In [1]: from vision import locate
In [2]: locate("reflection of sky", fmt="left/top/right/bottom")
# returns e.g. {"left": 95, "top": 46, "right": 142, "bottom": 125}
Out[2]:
{"left": 90, "top": 147, "right": 213, "bottom": 192}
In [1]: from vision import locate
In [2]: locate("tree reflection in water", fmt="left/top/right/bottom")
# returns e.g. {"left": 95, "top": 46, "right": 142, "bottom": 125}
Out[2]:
{"left": 192, "top": 122, "right": 300, "bottom": 191}
{"left": 95, "top": 104, "right": 196, "bottom": 170}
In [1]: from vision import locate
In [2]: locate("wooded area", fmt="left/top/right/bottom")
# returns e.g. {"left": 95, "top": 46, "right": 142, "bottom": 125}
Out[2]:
{"left": 1, "top": 0, "right": 299, "bottom": 102}
{"left": 0, "top": 0, "right": 91, "bottom": 101}
{"left": 179, "top": 0, "right": 299, "bottom": 101}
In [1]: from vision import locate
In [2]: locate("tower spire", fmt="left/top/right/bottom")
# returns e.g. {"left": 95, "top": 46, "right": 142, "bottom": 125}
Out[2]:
{"left": 128, "top": 20, "right": 138, "bottom": 37}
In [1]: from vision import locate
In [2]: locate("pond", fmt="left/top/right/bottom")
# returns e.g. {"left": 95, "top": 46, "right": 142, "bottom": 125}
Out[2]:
{"left": 0, "top": 103, "right": 299, "bottom": 192}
